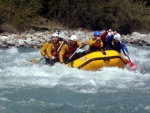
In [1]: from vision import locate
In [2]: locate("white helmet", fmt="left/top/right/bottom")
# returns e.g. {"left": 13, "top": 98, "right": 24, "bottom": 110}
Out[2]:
{"left": 70, "top": 35, "right": 78, "bottom": 41}
{"left": 51, "top": 33, "right": 59, "bottom": 37}
{"left": 114, "top": 33, "right": 121, "bottom": 41}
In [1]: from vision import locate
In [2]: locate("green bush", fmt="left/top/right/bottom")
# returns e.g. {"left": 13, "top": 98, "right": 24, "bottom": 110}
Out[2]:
{"left": 0, "top": 0, "right": 149, "bottom": 34}
{"left": 0, "top": 0, "right": 42, "bottom": 32}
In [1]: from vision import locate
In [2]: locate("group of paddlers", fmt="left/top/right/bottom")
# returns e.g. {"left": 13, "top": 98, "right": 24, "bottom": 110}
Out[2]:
{"left": 40, "top": 29, "right": 129, "bottom": 66}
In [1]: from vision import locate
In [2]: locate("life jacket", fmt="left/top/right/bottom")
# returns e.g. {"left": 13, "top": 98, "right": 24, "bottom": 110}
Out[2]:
{"left": 51, "top": 42, "right": 61, "bottom": 57}
{"left": 64, "top": 42, "right": 78, "bottom": 58}
{"left": 89, "top": 40, "right": 102, "bottom": 52}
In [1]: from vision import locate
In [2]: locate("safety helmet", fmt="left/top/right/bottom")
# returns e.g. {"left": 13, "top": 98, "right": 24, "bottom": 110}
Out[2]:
{"left": 114, "top": 34, "right": 121, "bottom": 41}
{"left": 51, "top": 33, "right": 59, "bottom": 37}
{"left": 70, "top": 35, "right": 78, "bottom": 41}
{"left": 94, "top": 31, "right": 101, "bottom": 36}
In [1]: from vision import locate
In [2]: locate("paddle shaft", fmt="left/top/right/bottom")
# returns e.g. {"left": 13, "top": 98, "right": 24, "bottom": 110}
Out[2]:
{"left": 125, "top": 55, "right": 137, "bottom": 70}
{"left": 39, "top": 57, "right": 45, "bottom": 60}
{"left": 29, "top": 57, "right": 45, "bottom": 63}
{"left": 69, "top": 44, "right": 82, "bottom": 60}
{"left": 127, "top": 55, "right": 131, "bottom": 62}
{"left": 57, "top": 41, "right": 64, "bottom": 52}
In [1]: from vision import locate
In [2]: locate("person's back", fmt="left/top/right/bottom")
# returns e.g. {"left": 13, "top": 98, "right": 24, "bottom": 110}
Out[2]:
{"left": 100, "top": 29, "right": 114, "bottom": 50}
{"left": 103, "top": 34, "right": 114, "bottom": 50}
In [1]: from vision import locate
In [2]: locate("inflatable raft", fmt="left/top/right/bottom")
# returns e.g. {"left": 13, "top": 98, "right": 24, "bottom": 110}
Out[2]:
{"left": 67, "top": 50, "right": 127, "bottom": 71}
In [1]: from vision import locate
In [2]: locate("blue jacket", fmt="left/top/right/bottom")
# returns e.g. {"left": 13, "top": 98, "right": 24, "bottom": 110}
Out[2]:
{"left": 113, "top": 42, "right": 128, "bottom": 56}
{"left": 107, "top": 35, "right": 114, "bottom": 43}
{"left": 103, "top": 35, "right": 114, "bottom": 49}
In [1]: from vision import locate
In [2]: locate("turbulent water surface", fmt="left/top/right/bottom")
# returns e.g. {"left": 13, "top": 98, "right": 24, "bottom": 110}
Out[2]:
{"left": 0, "top": 44, "right": 150, "bottom": 113}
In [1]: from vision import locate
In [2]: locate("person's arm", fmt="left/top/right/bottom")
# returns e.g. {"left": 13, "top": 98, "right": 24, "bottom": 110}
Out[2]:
{"left": 100, "top": 31, "right": 107, "bottom": 43}
{"left": 40, "top": 42, "right": 49, "bottom": 56}
{"left": 120, "top": 42, "right": 129, "bottom": 56}
{"left": 59, "top": 44, "right": 68, "bottom": 63}
{"left": 46, "top": 43, "right": 54, "bottom": 60}
{"left": 76, "top": 41, "right": 86, "bottom": 48}
{"left": 100, "top": 41, "right": 103, "bottom": 49}
{"left": 88, "top": 38, "right": 96, "bottom": 46}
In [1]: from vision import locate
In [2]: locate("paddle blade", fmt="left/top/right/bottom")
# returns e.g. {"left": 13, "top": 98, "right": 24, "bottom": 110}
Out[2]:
{"left": 125, "top": 59, "right": 137, "bottom": 71}
{"left": 130, "top": 63, "right": 137, "bottom": 71}
{"left": 29, "top": 58, "right": 41, "bottom": 63}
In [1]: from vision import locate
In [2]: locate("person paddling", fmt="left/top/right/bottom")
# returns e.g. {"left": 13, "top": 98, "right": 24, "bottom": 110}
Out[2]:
{"left": 46, "top": 33, "right": 64, "bottom": 65}
{"left": 59, "top": 35, "right": 86, "bottom": 64}
{"left": 110, "top": 32, "right": 138, "bottom": 70}
{"left": 40, "top": 34, "right": 52, "bottom": 64}
{"left": 101, "top": 29, "right": 114, "bottom": 50}
{"left": 111, "top": 33, "right": 129, "bottom": 56}
{"left": 88, "top": 31, "right": 103, "bottom": 52}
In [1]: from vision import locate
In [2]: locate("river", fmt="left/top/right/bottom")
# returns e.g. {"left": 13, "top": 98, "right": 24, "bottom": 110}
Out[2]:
{"left": 0, "top": 44, "right": 150, "bottom": 113}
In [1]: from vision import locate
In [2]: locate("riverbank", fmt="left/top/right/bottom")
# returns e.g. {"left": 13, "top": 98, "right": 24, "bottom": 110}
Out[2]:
{"left": 0, "top": 29, "right": 150, "bottom": 48}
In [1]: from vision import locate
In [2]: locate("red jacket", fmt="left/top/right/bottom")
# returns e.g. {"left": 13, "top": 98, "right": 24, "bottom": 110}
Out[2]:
{"left": 64, "top": 43, "right": 77, "bottom": 58}
{"left": 101, "top": 31, "right": 108, "bottom": 44}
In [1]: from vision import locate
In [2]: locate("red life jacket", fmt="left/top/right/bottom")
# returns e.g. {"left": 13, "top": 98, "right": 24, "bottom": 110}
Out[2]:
{"left": 51, "top": 42, "right": 61, "bottom": 57}
{"left": 64, "top": 43, "right": 77, "bottom": 58}
{"left": 89, "top": 40, "right": 102, "bottom": 52}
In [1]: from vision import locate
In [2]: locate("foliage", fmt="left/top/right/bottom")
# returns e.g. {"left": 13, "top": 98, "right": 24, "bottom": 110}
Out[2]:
{"left": 0, "top": 0, "right": 150, "bottom": 34}
{"left": 0, "top": 0, "right": 42, "bottom": 31}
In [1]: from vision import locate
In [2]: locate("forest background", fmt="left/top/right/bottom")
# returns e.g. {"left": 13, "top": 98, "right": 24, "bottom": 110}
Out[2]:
{"left": 0, "top": 0, "right": 150, "bottom": 34}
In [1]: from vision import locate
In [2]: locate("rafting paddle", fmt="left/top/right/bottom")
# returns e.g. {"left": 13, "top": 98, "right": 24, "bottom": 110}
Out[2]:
{"left": 67, "top": 44, "right": 83, "bottom": 63}
{"left": 125, "top": 56, "right": 137, "bottom": 70}
{"left": 29, "top": 57, "right": 45, "bottom": 63}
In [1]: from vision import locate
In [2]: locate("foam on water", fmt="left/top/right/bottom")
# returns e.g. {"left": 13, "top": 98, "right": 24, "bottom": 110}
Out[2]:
{"left": 0, "top": 46, "right": 150, "bottom": 95}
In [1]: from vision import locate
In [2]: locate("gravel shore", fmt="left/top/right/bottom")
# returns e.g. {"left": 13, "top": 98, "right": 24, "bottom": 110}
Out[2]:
{"left": 0, "top": 29, "right": 150, "bottom": 48}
